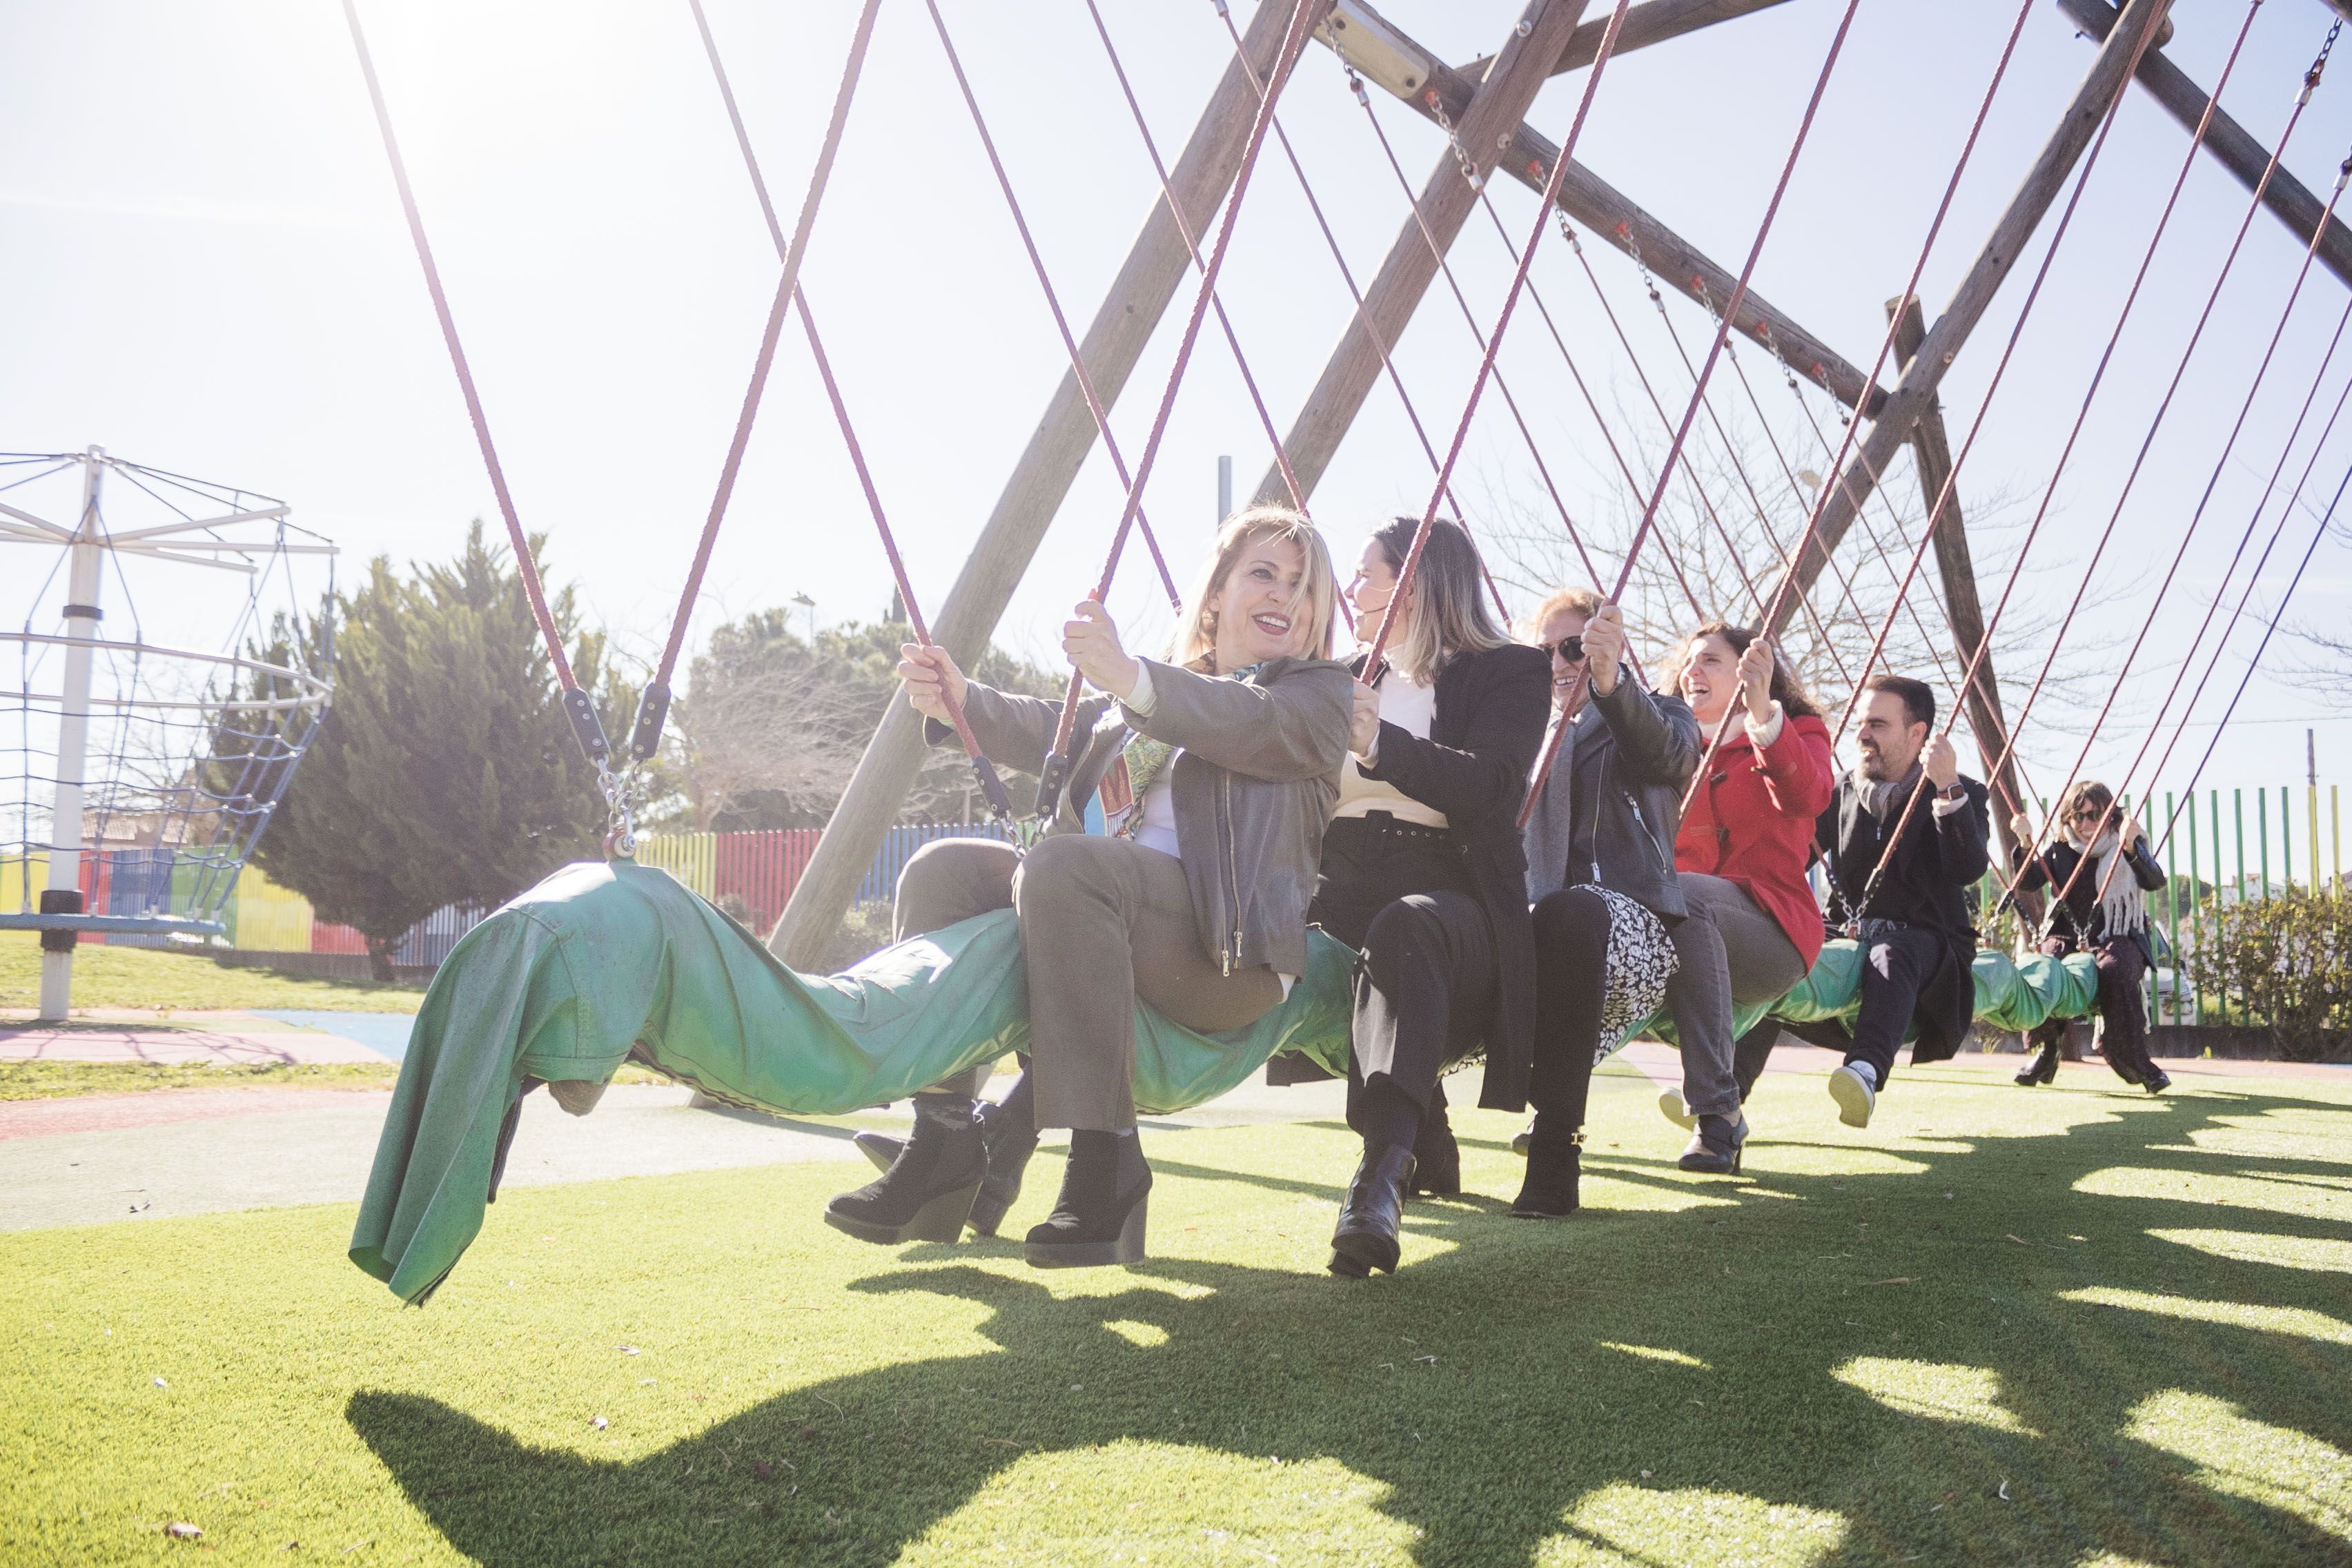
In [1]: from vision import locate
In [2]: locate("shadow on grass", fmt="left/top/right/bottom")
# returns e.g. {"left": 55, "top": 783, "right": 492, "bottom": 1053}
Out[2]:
{"left": 349, "top": 1087, "right": 2352, "bottom": 1567}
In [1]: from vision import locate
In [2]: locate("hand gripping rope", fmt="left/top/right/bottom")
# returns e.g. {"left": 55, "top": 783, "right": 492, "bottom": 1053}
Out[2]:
{"left": 685, "top": 0, "right": 1017, "bottom": 823}
{"left": 1030, "top": 0, "right": 1327, "bottom": 824}
{"left": 340, "top": 0, "right": 639, "bottom": 854}
{"left": 629, "top": 0, "right": 885, "bottom": 773}
{"left": 1515, "top": 0, "right": 1868, "bottom": 830}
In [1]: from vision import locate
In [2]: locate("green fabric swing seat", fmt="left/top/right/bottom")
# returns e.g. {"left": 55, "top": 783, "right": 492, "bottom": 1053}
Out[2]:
{"left": 351, "top": 859, "right": 2099, "bottom": 1304}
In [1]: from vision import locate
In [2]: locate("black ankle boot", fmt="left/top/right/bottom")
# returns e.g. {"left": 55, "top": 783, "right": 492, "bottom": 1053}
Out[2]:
{"left": 2015, "top": 1041, "right": 2059, "bottom": 1086}
{"left": 1511, "top": 1119, "right": 1582, "bottom": 1217}
{"left": 1024, "top": 1130, "right": 1150, "bottom": 1268}
{"left": 966, "top": 1087, "right": 1042, "bottom": 1236}
{"left": 824, "top": 1097, "right": 986, "bottom": 1245}
{"left": 1329, "top": 1144, "right": 1416, "bottom": 1277}
{"left": 1408, "top": 1106, "right": 1460, "bottom": 1197}
{"left": 1677, "top": 1113, "right": 1745, "bottom": 1175}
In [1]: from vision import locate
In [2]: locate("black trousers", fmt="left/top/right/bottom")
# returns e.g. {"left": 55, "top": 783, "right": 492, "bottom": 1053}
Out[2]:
{"left": 2028, "top": 934, "right": 2154, "bottom": 1082}
{"left": 1845, "top": 923, "right": 1955, "bottom": 1089}
{"left": 1311, "top": 818, "right": 1496, "bottom": 1137}
{"left": 1527, "top": 885, "right": 1616, "bottom": 1128}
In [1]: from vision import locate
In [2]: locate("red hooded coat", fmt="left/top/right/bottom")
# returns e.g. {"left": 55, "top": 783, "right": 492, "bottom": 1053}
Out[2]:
{"left": 1674, "top": 709, "right": 1837, "bottom": 968}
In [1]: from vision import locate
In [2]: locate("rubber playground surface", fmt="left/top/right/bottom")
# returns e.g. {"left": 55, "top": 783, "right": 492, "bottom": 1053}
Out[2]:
{"left": 2, "top": 1041, "right": 2348, "bottom": 1566}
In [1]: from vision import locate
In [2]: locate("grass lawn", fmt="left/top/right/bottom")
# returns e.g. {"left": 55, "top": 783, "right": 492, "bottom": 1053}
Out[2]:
{"left": 3, "top": 1065, "right": 2349, "bottom": 1566}
{"left": 0, "top": 1061, "right": 682, "bottom": 1101}
{"left": 0, "top": 932, "right": 427, "bottom": 1015}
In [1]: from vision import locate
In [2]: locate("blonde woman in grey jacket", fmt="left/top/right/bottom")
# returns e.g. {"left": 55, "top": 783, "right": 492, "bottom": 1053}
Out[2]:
{"left": 825, "top": 507, "right": 1352, "bottom": 1268}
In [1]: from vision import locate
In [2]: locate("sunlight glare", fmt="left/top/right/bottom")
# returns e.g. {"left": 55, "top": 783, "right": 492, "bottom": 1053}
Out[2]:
{"left": 1832, "top": 1357, "right": 2038, "bottom": 1434}
{"left": 2126, "top": 1391, "right": 2352, "bottom": 1540}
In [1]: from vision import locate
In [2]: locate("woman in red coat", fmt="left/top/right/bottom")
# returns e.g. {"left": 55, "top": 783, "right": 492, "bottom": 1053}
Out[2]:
{"left": 1658, "top": 622, "right": 1836, "bottom": 1168}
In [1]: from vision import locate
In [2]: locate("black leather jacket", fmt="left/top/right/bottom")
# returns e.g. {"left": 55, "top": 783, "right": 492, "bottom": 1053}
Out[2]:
{"left": 1520, "top": 669, "right": 1700, "bottom": 921}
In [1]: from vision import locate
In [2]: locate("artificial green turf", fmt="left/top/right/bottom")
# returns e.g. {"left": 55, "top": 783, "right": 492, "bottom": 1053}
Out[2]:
{"left": 0, "top": 932, "right": 425, "bottom": 1013}
{"left": 3, "top": 1064, "right": 2349, "bottom": 1566}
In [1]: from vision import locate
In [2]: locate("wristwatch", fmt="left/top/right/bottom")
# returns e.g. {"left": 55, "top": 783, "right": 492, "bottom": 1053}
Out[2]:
{"left": 1939, "top": 783, "right": 1966, "bottom": 803}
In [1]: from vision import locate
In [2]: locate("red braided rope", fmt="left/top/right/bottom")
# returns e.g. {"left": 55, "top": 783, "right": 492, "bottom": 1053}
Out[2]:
{"left": 340, "top": 0, "right": 581, "bottom": 699}
{"left": 1517, "top": 0, "right": 1865, "bottom": 826}
{"left": 1035, "top": 0, "right": 1328, "bottom": 798}
{"left": 1843, "top": 0, "right": 2269, "bottom": 919}
{"left": 921, "top": 0, "right": 1181, "bottom": 610}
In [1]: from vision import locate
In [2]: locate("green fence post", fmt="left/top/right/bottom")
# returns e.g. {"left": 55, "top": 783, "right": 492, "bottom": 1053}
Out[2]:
{"left": 2258, "top": 790, "right": 2271, "bottom": 902}
{"left": 2280, "top": 786, "right": 2293, "bottom": 893}
{"left": 2307, "top": 783, "right": 2319, "bottom": 893}
{"left": 2173, "top": 799, "right": 2192, "bottom": 1029}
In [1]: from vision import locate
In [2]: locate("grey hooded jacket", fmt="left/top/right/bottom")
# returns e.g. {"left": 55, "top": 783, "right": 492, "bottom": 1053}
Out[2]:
{"left": 1521, "top": 668, "right": 1700, "bottom": 921}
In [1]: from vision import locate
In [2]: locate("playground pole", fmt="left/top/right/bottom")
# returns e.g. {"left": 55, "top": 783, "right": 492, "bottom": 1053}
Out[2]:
{"left": 38, "top": 447, "right": 106, "bottom": 1023}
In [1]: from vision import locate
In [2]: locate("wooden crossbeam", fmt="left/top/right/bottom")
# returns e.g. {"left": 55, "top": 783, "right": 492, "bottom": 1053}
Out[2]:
{"left": 1322, "top": 0, "right": 1890, "bottom": 418}
{"left": 1460, "top": 0, "right": 1797, "bottom": 81}
{"left": 2057, "top": 0, "right": 2352, "bottom": 293}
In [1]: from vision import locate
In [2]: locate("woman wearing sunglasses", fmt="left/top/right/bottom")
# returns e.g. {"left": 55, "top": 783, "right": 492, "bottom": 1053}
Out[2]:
{"left": 1511, "top": 588, "right": 1698, "bottom": 1215}
{"left": 2008, "top": 781, "right": 2169, "bottom": 1092}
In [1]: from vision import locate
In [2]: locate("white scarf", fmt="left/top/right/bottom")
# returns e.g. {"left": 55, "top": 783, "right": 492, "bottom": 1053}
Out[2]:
{"left": 2070, "top": 827, "right": 2146, "bottom": 939}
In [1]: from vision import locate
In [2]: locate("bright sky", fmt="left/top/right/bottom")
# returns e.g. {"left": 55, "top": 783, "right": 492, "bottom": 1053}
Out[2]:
{"left": 4, "top": 0, "right": 2349, "bottom": 877}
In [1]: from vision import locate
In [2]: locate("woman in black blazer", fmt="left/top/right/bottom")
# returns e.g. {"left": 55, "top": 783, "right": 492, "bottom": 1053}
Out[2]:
{"left": 1314, "top": 516, "right": 1551, "bottom": 1277}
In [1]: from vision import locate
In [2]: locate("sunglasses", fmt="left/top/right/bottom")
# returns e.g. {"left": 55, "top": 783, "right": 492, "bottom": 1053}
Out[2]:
{"left": 1540, "top": 635, "right": 1585, "bottom": 664}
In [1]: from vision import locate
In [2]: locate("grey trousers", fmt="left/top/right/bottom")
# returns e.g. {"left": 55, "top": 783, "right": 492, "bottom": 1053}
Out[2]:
{"left": 1663, "top": 872, "right": 1808, "bottom": 1119}
{"left": 892, "top": 836, "right": 1285, "bottom": 1132}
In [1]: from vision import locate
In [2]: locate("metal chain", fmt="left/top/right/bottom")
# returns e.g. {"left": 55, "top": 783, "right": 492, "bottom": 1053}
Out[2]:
{"left": 600, "top": 763, "right": 638, "bottom": 860}
{"left": 1428, "top": 95, "right": 1484, "bottom": 193}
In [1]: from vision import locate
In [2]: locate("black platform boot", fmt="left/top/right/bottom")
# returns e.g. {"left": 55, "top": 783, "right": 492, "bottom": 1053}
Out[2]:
{"left": 824, "top": 1094, "right": 986, "bottom": 1245}
{"left": 1330, "top": 1144, "right": 1417, "bottom": 1277}
{"left": 964, "top": 1072, "right": 1041, "bottom": 1235}
{"left": 1025, "top": 1129, "right": 1151, "bottom": 1268}
{"left": 1408, "top": 1104, "right": 1461, "bottom": 1197}
{"left": 1677, "top": 1113, "right": 1746, "bottom": 1175}
{"left": 2015, "top": 1038, "right": 2060, "bottom": 1086}
{"left": 1510, "top": 1118, "right": 1582, "bottom": 1217}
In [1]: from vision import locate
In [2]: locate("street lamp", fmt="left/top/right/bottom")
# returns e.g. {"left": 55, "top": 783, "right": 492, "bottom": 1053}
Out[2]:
{"left": 791, "top": 592, "right": 816, "bottom": 643}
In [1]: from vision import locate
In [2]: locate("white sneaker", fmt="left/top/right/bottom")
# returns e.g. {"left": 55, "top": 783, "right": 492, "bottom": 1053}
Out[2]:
{"left": 1657, "top": 1088, "right": 1698, "bottom": 1130}
{"left": 1828, "top": 1064, "right": 1876, "bottom": 1128}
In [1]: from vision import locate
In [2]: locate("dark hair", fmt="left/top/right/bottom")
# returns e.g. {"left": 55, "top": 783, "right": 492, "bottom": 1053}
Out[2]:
{"left": 1863, "top": 673, "right": 1934, "bottom": 731}
{"left": 1369, "top": 516, "right": 1511, "bottom": 683}
{"left": 1663, "top": 622, "right": 1821, "bottom": 718}
{"left": 2059, "top": 779, "right": 2115, "bottom": 823}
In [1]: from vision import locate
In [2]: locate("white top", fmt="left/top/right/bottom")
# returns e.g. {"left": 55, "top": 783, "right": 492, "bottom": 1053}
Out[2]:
{"left": 1333, "top": 674, "right": 1446, "bottom": 829}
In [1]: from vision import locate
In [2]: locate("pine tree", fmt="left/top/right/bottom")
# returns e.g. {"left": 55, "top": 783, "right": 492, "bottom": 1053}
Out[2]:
{"left": 253, "top": 522, "right": 630, "bottom": 979}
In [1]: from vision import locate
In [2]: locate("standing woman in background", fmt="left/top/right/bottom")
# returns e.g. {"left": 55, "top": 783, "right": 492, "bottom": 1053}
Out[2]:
{"left": 1513, "top": 589, "right": 1697, "bottom": 1215}
{"left": 2009, "top": 781, "right": 2170, "bottom": 1093}
{"left": 1661, "top": 623, "right": 1836, "bottom": 1166}
{"left": 1311, "top": 516, "right": 1549, "bottom": 1277}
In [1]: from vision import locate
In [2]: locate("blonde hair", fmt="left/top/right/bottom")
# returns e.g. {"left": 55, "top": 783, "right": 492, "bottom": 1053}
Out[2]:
{"left": 1370, "top": 516, "right": 1512, "bottom": 685}
{"left": 1168, "top": 505, "right": 1338, "bottom": 670}
{"left": 1526, "top": 585, "right": 1603, "bottom": 641}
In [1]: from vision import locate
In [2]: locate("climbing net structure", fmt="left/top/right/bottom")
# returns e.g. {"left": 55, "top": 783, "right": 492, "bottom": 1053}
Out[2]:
{"left": 0, "top": 448, "right": 335, "bottom": 1019}
{"left": 331, "top": 0, "right": 2352, "bottom": 963}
